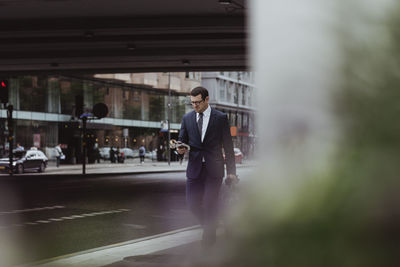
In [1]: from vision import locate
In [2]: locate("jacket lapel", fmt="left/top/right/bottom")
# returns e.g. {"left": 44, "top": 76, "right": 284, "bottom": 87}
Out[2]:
{"left": 192, "top": 111, "right": 202, "bottom": 142}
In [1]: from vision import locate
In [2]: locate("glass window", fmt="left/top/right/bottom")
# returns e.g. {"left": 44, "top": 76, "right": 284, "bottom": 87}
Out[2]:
{"left": 227, "top": 82, "right": 232, "bottom": 102}
{"left": 122, "top": 89, "right": 142, "bottom": 120}
{"left": 60, "top": 79, "right": 83, "bottom": 115}
{"left": 233, "top": 85, "right": 239, "bottom": 104}
{"left": 149, "top": 94, "right": 165, "bottom": 121}
{"left": 19, "top": 76, "right": 47, "bottom": 112}
{"left": 241, "top": 87, "right": 246, "bottom": 105}
{"left": 219, "top": 80, "right": 225, "bottom": 101}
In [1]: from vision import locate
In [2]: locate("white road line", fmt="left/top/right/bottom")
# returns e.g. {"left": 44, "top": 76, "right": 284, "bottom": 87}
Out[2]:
{"left": 0, "top": 209, "right": 131, "bottom": 230}
{"left": 123, "top": 224, "right": 147, "bottom": 229}
{"left": 70, "top": 215, "right": 85, "bottom": 218}
{"left": 49, "top": 218, "right": 64, "bottom": 222}
{"left": 36, "top": 220, "right": 50, "bottom": 224}
{"left": 0, "top": 205, "right": 65, "bottom": 215}
{"left": 118, "top": 209, "right": 130, "bottom": 212}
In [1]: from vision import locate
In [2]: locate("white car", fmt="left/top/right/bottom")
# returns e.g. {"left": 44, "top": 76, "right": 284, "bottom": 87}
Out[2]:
{"left": 99, "top": 147, "right": 111, "bottom": 159}
{"left": 120, "top": 147, "right": 137, "bottom": 158}
{"left": 0, "top": 148, "right": 48, "bottom": 174}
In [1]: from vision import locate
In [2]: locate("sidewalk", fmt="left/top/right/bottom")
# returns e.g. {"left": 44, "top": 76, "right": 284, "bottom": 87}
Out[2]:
{"left": 44, "top": 159, "right": 188, "bottom": 176}
{"left": 7, "top": 159, "right": 254, "bottom": 177}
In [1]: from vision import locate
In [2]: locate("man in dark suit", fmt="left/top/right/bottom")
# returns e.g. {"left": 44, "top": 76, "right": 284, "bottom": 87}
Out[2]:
{"left": 177, "top": 86, "right": 237, "bottom": 246}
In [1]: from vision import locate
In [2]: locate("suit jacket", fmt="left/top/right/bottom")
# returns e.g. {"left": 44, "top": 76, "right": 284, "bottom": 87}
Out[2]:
{"left": 179, "top": 108, "right": 236, "bottom": 179}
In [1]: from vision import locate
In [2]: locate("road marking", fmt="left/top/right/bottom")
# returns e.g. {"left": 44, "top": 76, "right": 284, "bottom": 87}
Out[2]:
{"left": 122, "top": 224, "right": 147, "bottom": 229}
{"left": 70, "top": 215, "right": 85, "bottom": 218}
{"left": 36, "top": 220, "right": 51, "bottom": 224}
{"left": 0, "top": 205, "right": 65, "bottom": 215}
{"left": 49, "top": 218, "right": 63, "bottom": 222}
{"left": 0, "top": 209, "right": 131, "bottom": 230}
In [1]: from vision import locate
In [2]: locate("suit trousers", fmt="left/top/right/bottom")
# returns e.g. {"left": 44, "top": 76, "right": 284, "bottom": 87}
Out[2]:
{"left": 186, "top": 163, "right": 223, "bottom": 235}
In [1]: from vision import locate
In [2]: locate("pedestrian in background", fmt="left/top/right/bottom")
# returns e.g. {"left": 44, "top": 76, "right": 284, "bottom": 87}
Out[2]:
{"left": 15, "top": 143, "right": 24, "bottom": 151}
{"left": 55, "top": 144, "right": 62, "bottom": 168}
{"left": 177, "top": 86, "right": 237, "bottom": 247}
{"left": 93, "top": 143, "right": 100, "bottom": 163}
{"left": 110, "top": 147, "right": 116, "bottom": 163}
{"left": 139, "top": 145, "right": 145, "bottom": 164}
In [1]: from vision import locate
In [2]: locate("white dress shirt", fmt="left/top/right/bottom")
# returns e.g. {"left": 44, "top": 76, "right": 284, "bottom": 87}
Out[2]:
{"left": 197, "top": 105, "right": 211, "bottom": 142}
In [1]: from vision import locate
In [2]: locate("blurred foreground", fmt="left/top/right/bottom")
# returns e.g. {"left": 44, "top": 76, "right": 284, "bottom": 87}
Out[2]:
{"left": 186, "top": 1, "right": 400, "bottom": 267}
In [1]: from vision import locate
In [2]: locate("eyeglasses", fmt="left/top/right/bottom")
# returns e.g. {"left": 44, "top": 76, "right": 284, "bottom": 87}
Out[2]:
{"left": 191, "top": 100, "right": 204, "bottom": 105}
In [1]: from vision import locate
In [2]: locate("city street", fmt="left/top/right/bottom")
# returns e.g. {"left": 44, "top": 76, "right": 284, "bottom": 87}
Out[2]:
{"left": 0, "top": 167, "right": 252, "bottom": 266}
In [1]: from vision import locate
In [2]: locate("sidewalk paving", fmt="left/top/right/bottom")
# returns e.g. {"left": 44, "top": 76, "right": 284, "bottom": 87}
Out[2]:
{"left": 44, "top": 159, "right": 188, "bottom": 176}
{"left": 3, "top": 159, "right": 254, "bottom": 177}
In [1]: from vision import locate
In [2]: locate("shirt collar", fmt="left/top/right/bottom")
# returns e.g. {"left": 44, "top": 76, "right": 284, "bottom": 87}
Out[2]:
{"left": 197, "top": 105, "right": 211, "bottom": 117}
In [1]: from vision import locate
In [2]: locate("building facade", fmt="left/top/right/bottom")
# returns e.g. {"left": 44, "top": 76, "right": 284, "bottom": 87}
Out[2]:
{"left": 0, "top": 73, "right": 201, "bottom": 162}
{"left": 201, "top": 71, "right": 256, "bottom": 159}
{"left": 0, "top": 71, "right": 255, "bottom": 162}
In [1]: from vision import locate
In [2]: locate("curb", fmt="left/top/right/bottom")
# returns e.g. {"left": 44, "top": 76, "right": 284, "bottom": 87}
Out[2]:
{"left": 24, "top": 225, "right": 201, "bottom": 267}
{"left": 0, "top": 164, "right": 253, "bottom": 181}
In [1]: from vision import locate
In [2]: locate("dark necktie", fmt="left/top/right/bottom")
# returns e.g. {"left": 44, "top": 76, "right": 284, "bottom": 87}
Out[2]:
{"left": 197, "top": 112, "right": 203, "bottom": 136}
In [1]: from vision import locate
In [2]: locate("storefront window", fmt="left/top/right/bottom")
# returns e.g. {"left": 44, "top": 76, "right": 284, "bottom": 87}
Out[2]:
{"left": 19, "top": 76, "right": 47, "bottom": 112}
{"left": 149, "top": 94, "right": 165, "bottom": 121}
{"left": 60, "top": 78, "right": 83, "bottom": 115}
{"left": 122, "top": 89, "right": 141, "bottom": 120}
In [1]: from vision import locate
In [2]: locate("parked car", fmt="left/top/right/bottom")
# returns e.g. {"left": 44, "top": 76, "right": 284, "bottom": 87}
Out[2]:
{"left": 145, "top": 150, "right": 156, "bottom": 160}
{"left": 223, "top": 147, "right": 244, "bottom": 164}
{"left": 120, "top": 147, "right": 137, "bottom": 158}
{"left": 0, "top": 147, "right": 48, "bottom": 174}
{"left": 99, "top": 147, "right": 111, "bottom": 160}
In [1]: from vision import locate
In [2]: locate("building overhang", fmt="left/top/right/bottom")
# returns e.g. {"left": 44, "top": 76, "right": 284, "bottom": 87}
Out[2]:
{"left": 0, "top": 0, "right": 247, "bottom": 74}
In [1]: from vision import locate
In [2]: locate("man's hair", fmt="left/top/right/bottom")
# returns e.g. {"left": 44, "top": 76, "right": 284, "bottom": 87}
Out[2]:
{"left": 190, "top": 86, "right": 209, "bottom": 100}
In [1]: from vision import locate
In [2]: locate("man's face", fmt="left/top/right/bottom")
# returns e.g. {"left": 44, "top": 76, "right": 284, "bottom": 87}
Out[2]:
{"left": 190, "top": 94, "right": 209, "bottom": 113}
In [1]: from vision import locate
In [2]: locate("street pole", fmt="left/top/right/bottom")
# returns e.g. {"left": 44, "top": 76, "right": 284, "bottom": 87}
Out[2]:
{"left": 167, "top": 72, "right": 171, "bottom": 166}
{"left": 82, "top": 116, "right": 87, "bottom": 175}
{"left": 7, "top": 105, "right": 13, "bottom": 176}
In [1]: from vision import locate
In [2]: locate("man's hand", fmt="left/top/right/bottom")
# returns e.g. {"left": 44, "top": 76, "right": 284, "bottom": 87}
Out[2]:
{"left": 177, "top": 147, "right": 188, "bottom": 155}
{"left": 225, "top": 174, "right": 239, "bottom": 186}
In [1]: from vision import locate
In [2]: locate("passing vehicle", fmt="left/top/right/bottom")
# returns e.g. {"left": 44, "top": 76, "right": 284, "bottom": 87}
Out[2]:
{"left": 0, "top": 148, "right": 48, "bottom": 174}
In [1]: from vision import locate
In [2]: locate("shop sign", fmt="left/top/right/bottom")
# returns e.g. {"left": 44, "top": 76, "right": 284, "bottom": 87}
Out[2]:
{"left": 230, "top": 126, "right": 237, "bottom": 136}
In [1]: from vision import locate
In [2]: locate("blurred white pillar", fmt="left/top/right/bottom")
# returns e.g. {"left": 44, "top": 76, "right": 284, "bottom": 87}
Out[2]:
{"left": 250, "top": 0, "right": 340, "bottom": 183}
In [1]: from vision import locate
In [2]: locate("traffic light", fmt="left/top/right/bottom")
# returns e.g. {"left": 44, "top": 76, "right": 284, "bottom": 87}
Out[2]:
{"left": 0, "top": 79, "right": 8, "bottom": 104}
{"left": 75, "top": 95, "right": 84, "bottom": 118}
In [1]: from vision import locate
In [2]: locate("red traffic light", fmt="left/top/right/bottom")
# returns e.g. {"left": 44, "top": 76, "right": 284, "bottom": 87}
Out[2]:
{"left": 0, "top": 79, "right": 9, "bottom": 104}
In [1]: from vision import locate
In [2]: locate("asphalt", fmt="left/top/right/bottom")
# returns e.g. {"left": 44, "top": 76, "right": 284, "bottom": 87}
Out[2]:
{"left": 8, "top": 159, "right": 253, "bottom": 267}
